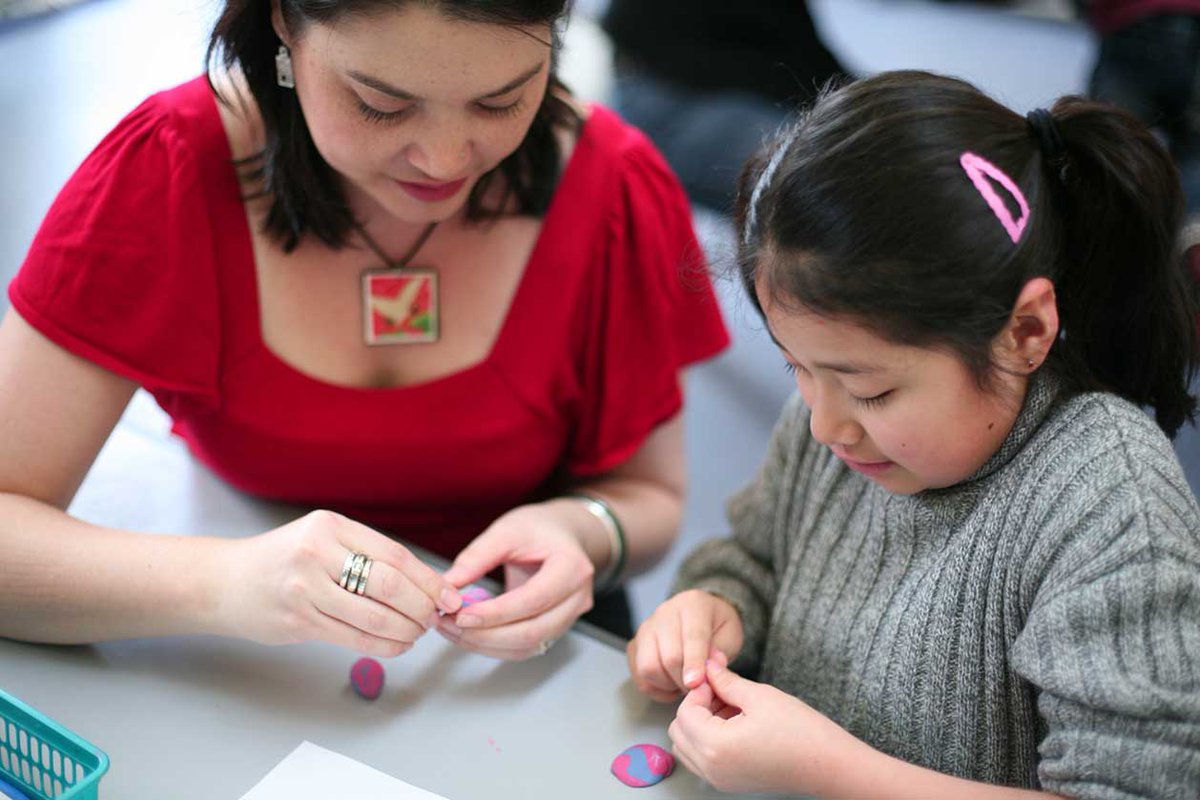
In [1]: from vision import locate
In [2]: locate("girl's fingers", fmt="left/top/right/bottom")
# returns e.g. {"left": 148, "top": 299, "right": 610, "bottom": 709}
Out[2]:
{"left": 715, "top": 703, "right": 741, "bottom": 720}
{"left": 634, "top": 629, "right": 683, "bottom": 697}
{"left": 711, "top": 621, "right": 743, "bottom": 666}
{"left": 680, "top": 681, "right": 716, "bottom": 710}
{"left": 707, "top": 645, "right": 729, "bottom": 668}
{"left": 626, "top": 639, "right": 681, "bottom": 701}
{"left": 671, "top": 741, "right": 705, "bottom": 783}
{"left": 680, "top": 609, "right": 713, "bottom": 690}
{"left": 668, "top": 717, "right": 707, "bottom": 781}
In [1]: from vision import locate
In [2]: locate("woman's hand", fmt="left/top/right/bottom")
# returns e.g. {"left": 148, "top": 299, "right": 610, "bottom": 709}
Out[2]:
{"left": 436, "top": 501, "right": 597, "bottom": 660}
{"left": 669, "top": 660, "right": 868, "bottom": 796}
{"left": 626, "top": 589, "right": 744, "bottom": 701}
{"left": 216, "top": 510, "right": 461, "bottom": 656}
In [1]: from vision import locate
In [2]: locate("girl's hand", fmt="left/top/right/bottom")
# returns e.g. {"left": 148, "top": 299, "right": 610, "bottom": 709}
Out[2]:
{"left": 216, "top": 510, "right": 461, "bottom": 656}
{"left": 669, "top": 660, "right": 867, "bottom": 796}
{"left": 436, "top": 502, "right": 596, "bottom": 660}
{"left": 626, "top": 589, "right": 743, "bottom": 702}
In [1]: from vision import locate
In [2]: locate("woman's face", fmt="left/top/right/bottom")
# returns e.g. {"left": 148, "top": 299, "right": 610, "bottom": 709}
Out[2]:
{"left": 281, "top": 4, "right": 553, "bottom": 223}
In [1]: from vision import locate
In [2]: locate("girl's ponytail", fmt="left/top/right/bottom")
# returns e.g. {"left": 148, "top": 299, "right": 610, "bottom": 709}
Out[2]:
{"left": 1050, "top": 97, "right": 1198, "bottom": 437}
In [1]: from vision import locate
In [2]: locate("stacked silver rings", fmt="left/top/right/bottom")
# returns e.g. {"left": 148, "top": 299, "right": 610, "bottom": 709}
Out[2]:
{"left": 338, "top": 551, "right": 373, "bottom": 596}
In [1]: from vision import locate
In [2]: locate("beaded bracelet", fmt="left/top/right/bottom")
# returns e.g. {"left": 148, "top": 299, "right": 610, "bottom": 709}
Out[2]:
{"left": 564, "top": 493, "right": 627, "bottom": 596}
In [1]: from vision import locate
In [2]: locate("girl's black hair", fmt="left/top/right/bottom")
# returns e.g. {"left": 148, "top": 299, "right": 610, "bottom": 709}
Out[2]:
{"left": 737, "top": 70, "right": 1198, "bottom": 438}
{"left": 206, "top": 0, "right": 577, "bottom": 252}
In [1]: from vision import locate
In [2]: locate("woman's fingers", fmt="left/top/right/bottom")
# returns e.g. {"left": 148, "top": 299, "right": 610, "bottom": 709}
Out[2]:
{"left": 355, "top": 559, "right": 440, "bottom": 629}
{"left": 318, "top": 577, "right": 429, "bottom": 646}
{"left": 453, "top": 553, "right": 589, "bottom": 629}
{"left": 312, "top": 609, "right": 415, "bottom": 658}
{"left": 441, "top": 531, "right": 508, "bottom": 589}
{"left": 323, "top": 512, "right": 460, "bottom": 614}
{"left": 438, "top": 591, "right": 582, "bottom": 660}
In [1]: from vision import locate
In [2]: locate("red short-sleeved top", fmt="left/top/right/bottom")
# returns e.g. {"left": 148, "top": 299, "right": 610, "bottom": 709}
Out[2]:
{"left": 11, "top": 77, "right": 729, "bottom": 558}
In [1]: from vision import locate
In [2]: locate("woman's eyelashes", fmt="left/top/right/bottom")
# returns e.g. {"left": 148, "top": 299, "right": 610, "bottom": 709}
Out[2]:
{"left": 356, "top": 100, "right": 413, "bottom": 124}
{"left": 355, "top": 97, "right": 525, "bottom": 125}
{"left": 477, "top": 98, "right": 525, "bottom": 118}
{"left": 783, "top": 361, "right": 892, "bottom": 408}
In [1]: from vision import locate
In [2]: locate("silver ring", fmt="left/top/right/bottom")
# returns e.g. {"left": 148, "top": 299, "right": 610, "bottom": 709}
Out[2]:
{"left": 536, "top": 639, "right": 556, "bottom": 657}
{"left": 346, "top": 553, "right": 368, "bottom": 594}
{"left": 338, "top": 551, "right": 359, "bottom": 589}
{"left": 355, "top": 557, "right": 373, "bottom": 596}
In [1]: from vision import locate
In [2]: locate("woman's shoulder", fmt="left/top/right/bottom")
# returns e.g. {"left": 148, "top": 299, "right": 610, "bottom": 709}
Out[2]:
{"left": 60, "top": 75, "right": 233, "bottom": 199}
{"left": 550, "top": 103, "right": 699, "bottom": 273}
{"left": 570, "top": 103, "right": 687, "bottom": 198}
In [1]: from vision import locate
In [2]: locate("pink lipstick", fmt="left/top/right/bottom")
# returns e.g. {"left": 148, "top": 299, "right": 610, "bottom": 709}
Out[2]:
{"left": 396, "top": 177, "right": 467, "bottom": 203}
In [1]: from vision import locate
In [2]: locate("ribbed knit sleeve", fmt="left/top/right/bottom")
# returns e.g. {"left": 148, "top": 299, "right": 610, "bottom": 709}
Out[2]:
{"left": 1010, "top": 404, "right": 1200, "bottom": 799}
{"left": 672, "top": 393, "right": 811, "bottom": 675}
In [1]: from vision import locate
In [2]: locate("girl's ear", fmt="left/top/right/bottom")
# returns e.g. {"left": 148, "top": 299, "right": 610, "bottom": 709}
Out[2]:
{"left": 997, "top": 277, "right": 1059, "bottom": 374}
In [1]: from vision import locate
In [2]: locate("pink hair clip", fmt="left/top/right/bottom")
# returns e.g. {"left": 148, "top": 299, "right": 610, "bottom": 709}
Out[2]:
{"left": 959, "top": 151, "right": 1030, "bottom": 244}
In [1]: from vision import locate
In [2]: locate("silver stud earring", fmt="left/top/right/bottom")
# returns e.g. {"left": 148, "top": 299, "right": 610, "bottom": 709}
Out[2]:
{"left": 1026, "top": 358, "right": 1036, "bottom": 370}
{"left": 275, "top": 45, "right": 295, "bottom": 89}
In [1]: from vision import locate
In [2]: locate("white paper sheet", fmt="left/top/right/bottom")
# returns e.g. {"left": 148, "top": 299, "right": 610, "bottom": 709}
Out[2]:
{"left": 239, "top": 741, "right": 451, "bottom": 800}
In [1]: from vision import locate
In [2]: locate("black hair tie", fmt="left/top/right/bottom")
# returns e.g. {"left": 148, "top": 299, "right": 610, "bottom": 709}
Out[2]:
{"left": 1026, "top": 108, "right": 1069, "bottom": 181}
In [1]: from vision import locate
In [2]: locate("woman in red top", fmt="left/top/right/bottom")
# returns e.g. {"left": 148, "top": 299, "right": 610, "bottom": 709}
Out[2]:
{"left": 0, "top": 0, "right": 728, "bottom": 656}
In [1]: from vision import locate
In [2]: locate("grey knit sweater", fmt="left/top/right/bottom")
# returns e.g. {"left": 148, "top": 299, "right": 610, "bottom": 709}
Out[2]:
{"left": 675, "top": 377, "right": 1200, "bottom": 797}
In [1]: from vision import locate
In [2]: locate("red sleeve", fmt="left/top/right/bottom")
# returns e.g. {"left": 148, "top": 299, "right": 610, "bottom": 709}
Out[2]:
{"left": 568, "top": 132, "right": 731, "bottom": 476}
{"left": 8, "top": 90, "right": 221, "bottom": 413}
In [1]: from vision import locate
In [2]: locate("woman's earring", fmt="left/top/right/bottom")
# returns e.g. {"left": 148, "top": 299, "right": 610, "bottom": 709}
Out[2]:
{"left": 1026, "top": 358, "right": 1036, "bottom": 370}
{"left": 275, "top": 45, "right": 295, "bottom": 89}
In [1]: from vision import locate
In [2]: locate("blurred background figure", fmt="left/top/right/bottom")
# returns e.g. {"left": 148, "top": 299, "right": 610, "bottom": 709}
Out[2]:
{"left": 602, "top": 0, "right": 849, "bottom": 214}
{"left": 1080, "top": 0, "right": 1200, "bottom": 214}
{"left": 0, "top": 0, "right": 94, "bottom": 24}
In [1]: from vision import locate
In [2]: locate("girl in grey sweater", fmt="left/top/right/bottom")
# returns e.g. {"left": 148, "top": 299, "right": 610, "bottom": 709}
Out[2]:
{"left": 627, "top": 71, "right": 1200, "bottom": 798}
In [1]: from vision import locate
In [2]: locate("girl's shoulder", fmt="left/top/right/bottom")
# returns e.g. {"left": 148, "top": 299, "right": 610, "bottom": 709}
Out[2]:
{"left": 1012, "top": 388, "right": 1199, "bottom": 588}
{"left": 1037, "top": 389, "right": 1193, "bottom": 496}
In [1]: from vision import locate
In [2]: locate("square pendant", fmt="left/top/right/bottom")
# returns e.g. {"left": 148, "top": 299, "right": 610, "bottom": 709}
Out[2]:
{"left": 362, "top": 267, "right": 439, "bottom": 345}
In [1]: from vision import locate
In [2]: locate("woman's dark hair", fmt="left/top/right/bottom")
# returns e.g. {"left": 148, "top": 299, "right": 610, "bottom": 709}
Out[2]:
{"left": 736, "top": 69, "right": 1199, "bottom": 438}
{"left": 206, "top": 0, "right": 577, "bottom": 252}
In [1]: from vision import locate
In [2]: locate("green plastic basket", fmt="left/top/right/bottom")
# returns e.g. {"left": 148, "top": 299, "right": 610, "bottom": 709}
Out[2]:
{"left": 0, "top": 689, "right": 108, "bottom": 799}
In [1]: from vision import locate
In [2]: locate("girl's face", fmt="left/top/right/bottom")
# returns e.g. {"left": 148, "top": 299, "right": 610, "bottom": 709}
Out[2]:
{"left": 282, "top": 5, "right": 553, "bottom": 223}
{"left": 759, "top": 287, "right": 1025, "bottom": 495}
